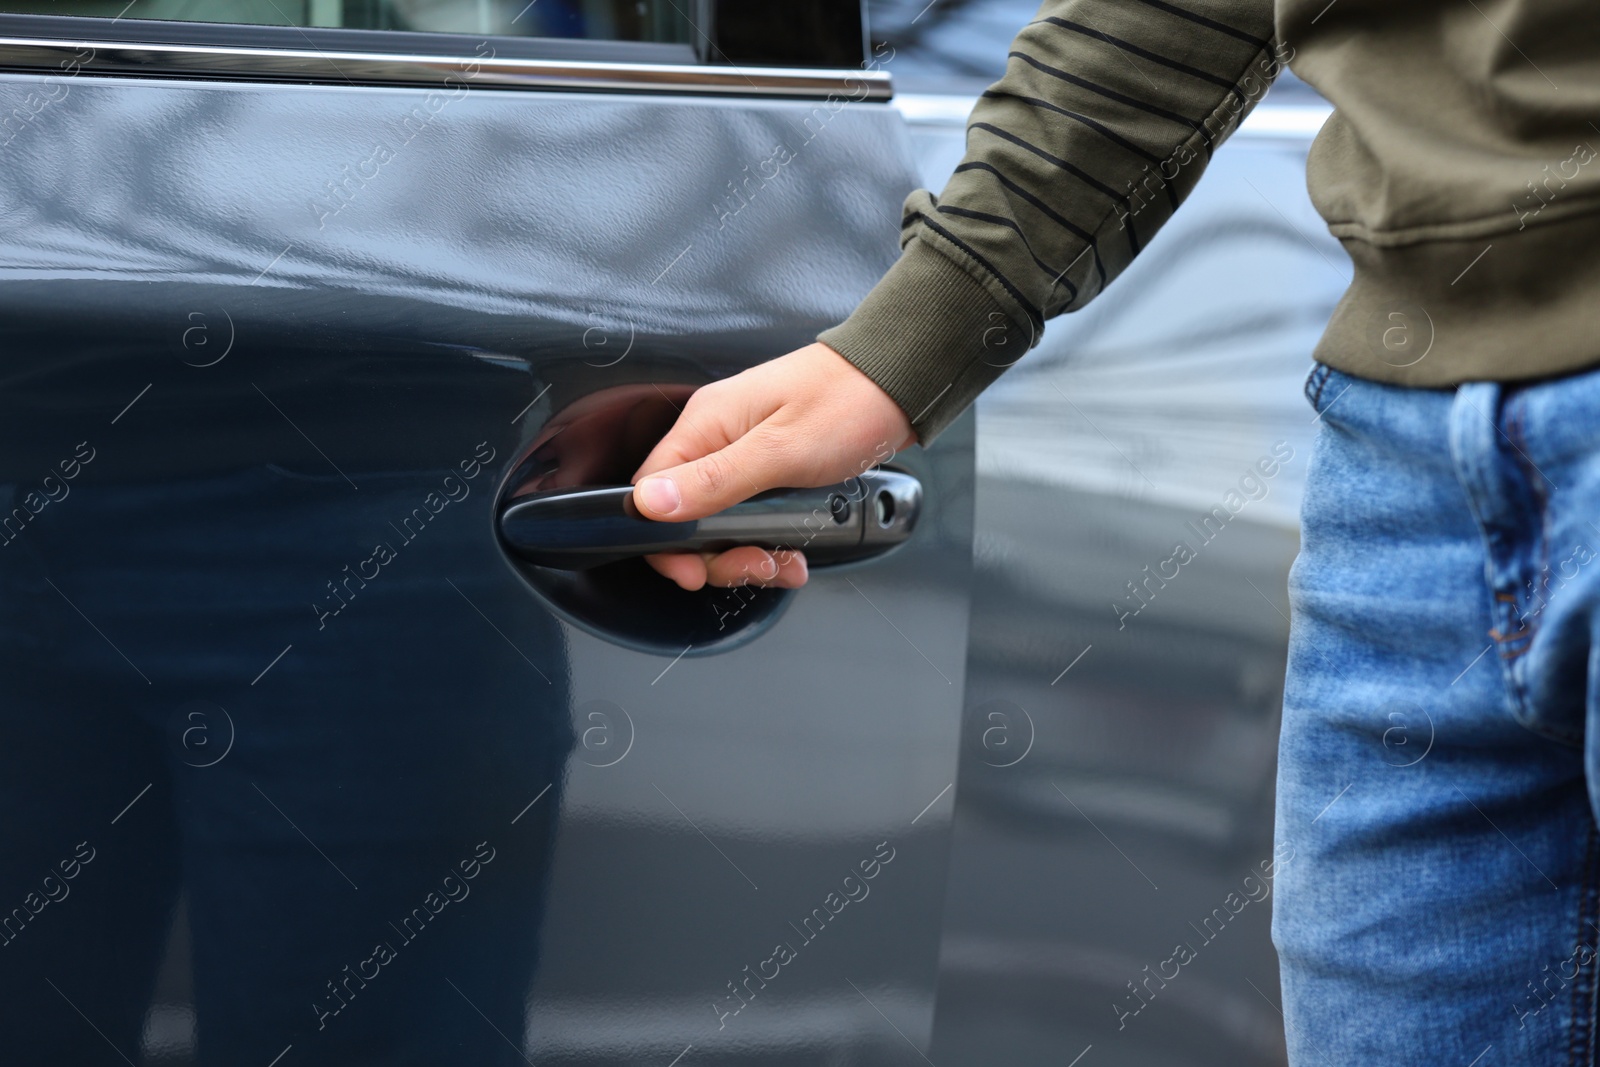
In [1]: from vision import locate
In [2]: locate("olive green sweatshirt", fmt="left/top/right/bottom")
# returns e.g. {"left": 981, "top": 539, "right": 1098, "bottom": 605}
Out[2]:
{"left": 822, "top": 0, "right": 1600, "bottom": 445}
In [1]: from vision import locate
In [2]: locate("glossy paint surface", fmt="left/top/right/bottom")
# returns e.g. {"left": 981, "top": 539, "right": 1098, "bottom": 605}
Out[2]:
{"left": 0, "top": 67, "right": 973, "bottom": 1064}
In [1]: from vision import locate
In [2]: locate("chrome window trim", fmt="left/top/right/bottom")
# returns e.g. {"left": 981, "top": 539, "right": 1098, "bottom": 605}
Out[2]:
{"left": 893, "top": 92, "right": 1329, "bottom": 138}
{"left": 0, "top": 35, "right": 894, "bottom": 100}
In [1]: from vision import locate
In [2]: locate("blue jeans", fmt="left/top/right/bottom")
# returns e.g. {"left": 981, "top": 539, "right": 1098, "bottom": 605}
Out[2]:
{"left": 1275, "top": 363, "right": 1600, "bottom": 1063}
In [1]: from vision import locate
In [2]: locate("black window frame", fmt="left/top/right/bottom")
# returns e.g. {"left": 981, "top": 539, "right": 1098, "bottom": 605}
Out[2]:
{"left": 0, "top": 2, "right": 888, "bottom": 99}
{"left": 0, "top": 0, "right": 873, "bottom": 68}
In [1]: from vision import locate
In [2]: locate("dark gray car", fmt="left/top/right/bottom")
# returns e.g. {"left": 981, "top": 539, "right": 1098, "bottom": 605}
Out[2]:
{"left": 0, "top": 1, "right": 1341, "bottom": 1063}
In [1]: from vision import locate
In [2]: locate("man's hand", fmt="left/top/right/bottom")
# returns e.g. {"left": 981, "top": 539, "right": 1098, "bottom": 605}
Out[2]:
{"left": 630, "top": 342, "right": 916, "bottom": 591}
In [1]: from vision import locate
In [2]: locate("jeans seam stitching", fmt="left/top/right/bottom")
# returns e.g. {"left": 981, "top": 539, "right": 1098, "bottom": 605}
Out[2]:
{"left": 1568, "top": 823, "right": 1599, "bottom": 1067}
{"left": 1482, "top": 392, "right": 1584, "bottom": 747}
{"left": 1512, "top": 397, "right": 1582, "bottom": 745}
{"left": 1508, "top": 397, "right": 1546, "bottom": 690}
{"left": 1518, "top": 399, "right": 1552, "bottom": 652}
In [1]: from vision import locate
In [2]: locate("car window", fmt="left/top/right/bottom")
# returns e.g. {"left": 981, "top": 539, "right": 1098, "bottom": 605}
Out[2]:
{"left": 868, "top": 0, "right": 1321, "bottom": 99}
{"left": 0, "top": 0, "right": 695, "bottom": 42}
{"left": 867, "top": 0, "right": 1035, "bottom": 92}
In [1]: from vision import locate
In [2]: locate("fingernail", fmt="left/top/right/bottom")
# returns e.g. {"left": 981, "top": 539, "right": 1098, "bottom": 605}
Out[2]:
{"left": 637, "top": 476, "right": 681, "bottom": 516}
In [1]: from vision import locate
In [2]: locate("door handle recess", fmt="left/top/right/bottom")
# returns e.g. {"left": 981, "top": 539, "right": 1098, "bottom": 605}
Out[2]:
{"left": 499, "top": 470, "right": 922, "bottom": 570}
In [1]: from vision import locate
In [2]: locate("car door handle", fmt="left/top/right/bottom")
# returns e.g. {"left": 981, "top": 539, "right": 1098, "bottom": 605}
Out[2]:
{"left": 498, "top": 470, "right": 922, "bottom": 570}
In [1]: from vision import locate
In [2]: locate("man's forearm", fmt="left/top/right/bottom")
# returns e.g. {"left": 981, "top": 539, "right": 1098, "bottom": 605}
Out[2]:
{"left": 822, "top": 0, "right": 1285, "bottom": 445}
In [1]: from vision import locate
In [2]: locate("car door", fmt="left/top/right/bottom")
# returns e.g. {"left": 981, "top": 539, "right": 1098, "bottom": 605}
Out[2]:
{"left": 0, "top": 5, "right": 972, "bottom": 1064}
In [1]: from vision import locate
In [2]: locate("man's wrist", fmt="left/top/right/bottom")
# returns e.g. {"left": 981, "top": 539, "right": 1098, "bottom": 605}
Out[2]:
{"left": 819, "top": 235, "right": 1031, "bottom": 446}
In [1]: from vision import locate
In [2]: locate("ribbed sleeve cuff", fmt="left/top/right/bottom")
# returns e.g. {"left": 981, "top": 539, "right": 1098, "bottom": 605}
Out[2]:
{"left": 818, "top": 235, "right": 1033, "bottom": 446}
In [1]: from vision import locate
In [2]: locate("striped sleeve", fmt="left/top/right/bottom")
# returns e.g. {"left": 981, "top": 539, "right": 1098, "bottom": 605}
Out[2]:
{"left": 820, "top": 0, "right": 1285, "bottom": 445}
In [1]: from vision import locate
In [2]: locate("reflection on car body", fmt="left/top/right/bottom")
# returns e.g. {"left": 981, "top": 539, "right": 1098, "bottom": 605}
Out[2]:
{"left": 0, "top": 0, "right": 1344, "bottom": 1063}
{"left": 0, "top": 4, "right": 982, "bottom": 1064}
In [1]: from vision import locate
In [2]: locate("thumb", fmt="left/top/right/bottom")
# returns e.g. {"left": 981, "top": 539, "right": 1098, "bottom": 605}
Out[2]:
{"left": 631, "top": 428, "right": 779, "bottom": 522}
